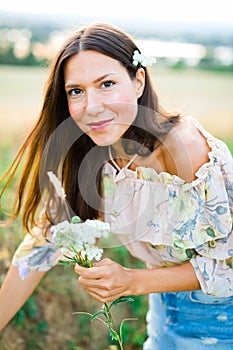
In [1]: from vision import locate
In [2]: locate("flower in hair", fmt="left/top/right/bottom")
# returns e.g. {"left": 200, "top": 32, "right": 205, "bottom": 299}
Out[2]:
{"left": 132, "top": 50, "right": 156, "bottom": 67}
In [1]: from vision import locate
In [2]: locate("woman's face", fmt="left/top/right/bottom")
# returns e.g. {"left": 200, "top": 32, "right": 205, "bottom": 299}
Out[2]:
{"left": 64, "top": 50, "right": 145, "bottom": 146}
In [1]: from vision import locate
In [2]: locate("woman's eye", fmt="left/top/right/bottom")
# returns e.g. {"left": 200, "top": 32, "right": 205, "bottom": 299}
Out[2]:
{"left": 101, "top": 80, "right": 115, "bottom": 88}
{"left": 68, "top": 88, "right": 83, "bottom": 96}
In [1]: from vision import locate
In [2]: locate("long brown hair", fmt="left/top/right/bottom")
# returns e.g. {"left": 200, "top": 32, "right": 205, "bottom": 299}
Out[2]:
{"left": 0, "top": 22, "right": 180, "bottom": 233}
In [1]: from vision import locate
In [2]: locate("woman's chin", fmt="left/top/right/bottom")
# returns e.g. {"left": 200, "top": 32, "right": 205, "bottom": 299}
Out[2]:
{"left": 88, "top": 134, "right": 120, "bottom": 147}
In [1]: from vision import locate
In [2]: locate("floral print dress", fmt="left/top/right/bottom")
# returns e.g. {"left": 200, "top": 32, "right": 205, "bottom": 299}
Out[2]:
{"left": 103, "top": 117, "right": 233, "bottom": 298}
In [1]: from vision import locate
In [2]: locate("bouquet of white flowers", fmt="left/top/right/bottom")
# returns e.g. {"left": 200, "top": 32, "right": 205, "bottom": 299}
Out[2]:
{"left": 48, "top": 171, "right": 135, "bottom": 350}
{"left": 51, "top": 216, "right": 109, "bottom": 267}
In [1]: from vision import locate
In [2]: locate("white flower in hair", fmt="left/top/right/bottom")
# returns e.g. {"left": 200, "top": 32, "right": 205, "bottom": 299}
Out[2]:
{"left": 132, "top": 50, "right": 156, "bottom": 67}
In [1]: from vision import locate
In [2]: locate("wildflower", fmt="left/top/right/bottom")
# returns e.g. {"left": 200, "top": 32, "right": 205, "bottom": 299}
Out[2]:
{"left": 51, "top": 219, "right": 110, "bottom": 249}
{"left": 51, "top": 218, "right": 108, "bottom": 264}
{"left": 47, "top": 171, "right": 66, "bottom": 200}
{"left": 132, "top": 49, "right": 156, "bottom": 67}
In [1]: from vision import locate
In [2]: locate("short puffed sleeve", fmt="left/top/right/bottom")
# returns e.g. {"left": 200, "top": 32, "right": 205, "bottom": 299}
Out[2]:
{"left": 186, "top": 138, "right": 233, "bottom": 297}
{"left": 12, "top": 211, "right": 62, "bottom": 279}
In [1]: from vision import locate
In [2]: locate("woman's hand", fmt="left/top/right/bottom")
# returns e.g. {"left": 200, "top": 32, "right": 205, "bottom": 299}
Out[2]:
{"left": 75, "top": 259, "right": 201, "bottom": 302}
{"left": 75, "top": 258, "right": 133, "bottom": 303}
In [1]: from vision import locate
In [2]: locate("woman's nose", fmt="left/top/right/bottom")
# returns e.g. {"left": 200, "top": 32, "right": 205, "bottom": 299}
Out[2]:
{"left": 86, "top": 91, "right": 105, "bottom": 116}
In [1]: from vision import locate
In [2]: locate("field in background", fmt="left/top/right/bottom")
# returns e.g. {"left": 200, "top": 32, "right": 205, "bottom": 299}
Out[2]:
{"left": 0, "top": 65, "right": 233, "bottom": 349}
{"left": 0, "top": 64, "right": 233, "bottom": 147}
{"left": 151, "top": 66, "right": 233, "bottom": 141}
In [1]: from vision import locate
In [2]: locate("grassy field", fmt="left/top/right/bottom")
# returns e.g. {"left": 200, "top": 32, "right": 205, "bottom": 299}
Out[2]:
{"left": 0, "top": 64, "right": 232, "bottom": 146}
{"left": 0, "top": 65, "right": 233, "bottom": 349}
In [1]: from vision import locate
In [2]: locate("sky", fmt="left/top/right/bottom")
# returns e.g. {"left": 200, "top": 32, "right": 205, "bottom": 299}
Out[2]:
{"left": 0, "top": 0, "right": 232, "bottom": 25}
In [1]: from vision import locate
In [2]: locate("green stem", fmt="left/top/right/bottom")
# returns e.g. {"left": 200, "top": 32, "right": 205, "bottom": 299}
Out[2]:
{"left": 115, "top": 333, "right": 124, "bottom": 350}
{"left": 104, "top": 303, "right": 114, "bottom": 325}
{"left": 64, "top": 247, "right": 124, "bottom": 349}
{"left": 103, "top": 303, "right": 124, "bottom": 350}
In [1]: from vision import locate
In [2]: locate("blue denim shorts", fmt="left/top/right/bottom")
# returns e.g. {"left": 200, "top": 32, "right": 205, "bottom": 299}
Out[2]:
{"left": 143, "top": 291, "right": 233, "bottom": 350}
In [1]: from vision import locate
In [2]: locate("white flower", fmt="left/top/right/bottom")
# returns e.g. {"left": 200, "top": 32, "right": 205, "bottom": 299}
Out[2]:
{"left": 85, "top": 219, "right": 110, "bottom": 238}
{"left": 47, "top": 171, "right": 66, "bottom": 200}
{"left": 60, "top": 247, "right": 68, "bottom": 255}
{"left": 47, "top": 172, "right": 111, "bottom": 265}
{"left": 132, "top": 50, "right": 156, "bottom": 67}
{"left": 85, "top": 245, "right": 103, "bottom": 261}
{"left": 51, "top": 218, "right": 110, "bottom": 260}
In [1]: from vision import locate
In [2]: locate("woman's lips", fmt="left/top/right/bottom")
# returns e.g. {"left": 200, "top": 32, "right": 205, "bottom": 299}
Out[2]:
{"left": 87, "top": 118, "right": 114, "bottom": 131}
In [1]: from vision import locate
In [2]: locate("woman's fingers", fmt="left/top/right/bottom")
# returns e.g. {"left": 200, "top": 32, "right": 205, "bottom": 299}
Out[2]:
{"left": 92, "top": 258, "right": 113, "bottom": 267}
{"left": 79, "top": 283, "right": 124, "bottom": 303}
{"left": 74, "top": 259, "right": 132, "bottom": 302}
{"left": 88, "top": 290, "right": 123, "bottom": 303}
{"left": 75, "top": 261, "right": 113, "bottom": 280}
{"left": 77, "top": 266, "right": 117, "bottom": 291}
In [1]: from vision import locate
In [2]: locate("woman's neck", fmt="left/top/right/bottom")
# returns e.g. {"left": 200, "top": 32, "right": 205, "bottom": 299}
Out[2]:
{"left": 110, "top": 140, "right": 127, "bottom": 159}
{"left": 109, "top": 141, "right": 138, "bottom": 170}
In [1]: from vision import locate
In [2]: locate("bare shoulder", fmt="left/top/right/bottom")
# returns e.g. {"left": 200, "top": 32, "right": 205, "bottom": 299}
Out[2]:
{"left": 161, "top": 117, "right": 210, "bottom": 182}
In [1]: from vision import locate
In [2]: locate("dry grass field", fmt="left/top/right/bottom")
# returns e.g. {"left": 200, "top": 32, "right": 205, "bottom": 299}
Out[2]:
{"left": 151, "top": 66, "right": 233, "bottom": 141}
{"left": 0, "top": 64, "right": 232, "bottom": 147}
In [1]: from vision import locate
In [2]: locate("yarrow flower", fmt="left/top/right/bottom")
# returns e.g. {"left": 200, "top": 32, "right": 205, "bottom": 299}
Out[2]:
{"left": 47, "top": 172, "right": 110, "bottom": 266}
{"left": 132, "top": 49, "right": 156, "bottom": 67}
{"left": 51, "top": 216, "right": 110, "bottom": 266}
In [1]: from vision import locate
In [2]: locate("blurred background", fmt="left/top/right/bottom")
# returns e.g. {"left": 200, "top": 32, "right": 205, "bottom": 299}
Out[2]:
{"left": 0, "top": 0, "right": 232, "bottom": 349}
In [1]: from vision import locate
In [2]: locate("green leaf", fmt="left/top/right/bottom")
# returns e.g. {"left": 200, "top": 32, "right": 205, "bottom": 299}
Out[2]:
{"left": 58, "top": 260, "right": 73, "bottom": 266}
{"left": 109, "top": 296, "right": 134, "bottom": 309}
{"left": 35, "top": 321, "right": 49, "bottom": 334}
{"left": 25, "top": 297, "right": 39, "bottom": 319}
{"left": 91, "top": 310, "right": 107, "bottom": 321}
{"left": 63, "top": 254, "right": 76, "bottom": 261}
{"left": 12, "top": 309, "right": 25, "bottom": 328}
{"left": 109, "top": 328, "right": 119, "bottom": 341}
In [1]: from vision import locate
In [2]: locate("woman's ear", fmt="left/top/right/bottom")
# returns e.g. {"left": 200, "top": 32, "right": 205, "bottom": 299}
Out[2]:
{"left": 135, "top": 68, "right": 145, "bottom": 98}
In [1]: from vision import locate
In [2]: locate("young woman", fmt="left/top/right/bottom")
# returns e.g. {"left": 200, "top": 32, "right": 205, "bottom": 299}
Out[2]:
{"left": 0, "top": 22, "right": 233, "bottom": 349}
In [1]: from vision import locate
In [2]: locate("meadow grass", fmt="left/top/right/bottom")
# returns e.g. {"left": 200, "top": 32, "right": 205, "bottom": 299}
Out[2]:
{"left": 0, "top": 64, "right": 233, "bottom": 146}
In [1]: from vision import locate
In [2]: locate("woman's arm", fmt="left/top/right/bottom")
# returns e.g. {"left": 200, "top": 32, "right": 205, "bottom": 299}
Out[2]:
{"left": 75, "top": 259, "right": 200, "bottom": 303}
{"left": 0, "top": 265, "right": 46, "bottom": 331}
{"left": 132, "top": 261, "right": 200, "bottom": 295}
